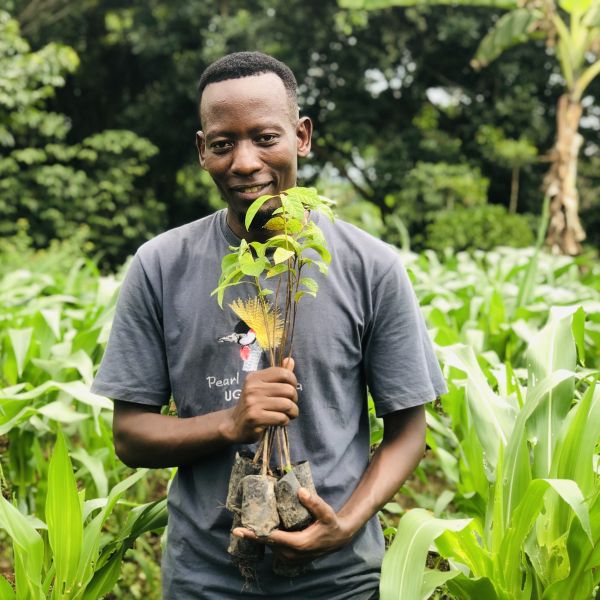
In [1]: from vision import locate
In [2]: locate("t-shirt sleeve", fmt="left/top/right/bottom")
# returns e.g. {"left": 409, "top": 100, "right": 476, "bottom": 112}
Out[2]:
{"left": 91, "top": 252, "right": 171, "bottom": 407}
{"left": 364, "top": 255, "right": 447, "bottom": 417}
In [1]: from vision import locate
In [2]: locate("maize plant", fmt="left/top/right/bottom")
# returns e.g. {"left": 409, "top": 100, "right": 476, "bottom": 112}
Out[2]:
{"left": 381, "top": 308, "right": 600, "bottom": 599}
{"left": 0, "top": 429, "right": 167, "bottom": 600}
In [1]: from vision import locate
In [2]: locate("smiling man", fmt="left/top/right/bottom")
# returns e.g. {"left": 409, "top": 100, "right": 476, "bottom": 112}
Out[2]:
{"left": 92, "top": 52, "right": 446, "bottom": 599}
{"left": 196, "top": 66, "right": 311, "bottom": 239}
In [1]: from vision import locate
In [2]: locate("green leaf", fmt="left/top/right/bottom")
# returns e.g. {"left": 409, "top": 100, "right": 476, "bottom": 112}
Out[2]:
{"left": 299, "top": 277, "right": 319, "bottom": 296}
{"left": 220, "top": 252, "right": 239, "bottom": 275}
{"left": 81, "top": 498, "right": 167, "bottom": 600}
{"left": 71, "top": 447, "right": 109, "bottom": 498}
{"left": 265, "top": 216, "right": 303, "bottom": 233}
{"left": 559, "top": 0, "right": 593, "bottom": 14}
{"left": 213, "top": 269, "right": 244, "bottom": 307}
{"left": 245, "top": 194, "right": 276, "bottom": 230}
{"left": 446, "top": 574, "right": 499, "bottom": 600}
{"left": 552, "top": 382, "right": 600, "bottom": 497}
{"left": 239, "top": 251, "right": 268, "bottom": 277}
{"left": 284, "top": 186, "right": 321, "bottom": 208}
{"left": 80, "top": 553, "right": 123, "bottom": 600}
{"left": 421, "top": 568, "right": 461, "bottom": 600}
{"left": 527, "top": 312, "right": 577, "bottom": 478}
{"left": 213, "top": 274, "right": 245, "bottom": 308}
{"left": 265, "top": 263, "right": 288, "bottom": 278}
{"left": 515, "top": 196, "right": 550, "bottom": 308}
{"left": 542, "top": 492, "right": 600, "bottom": 599}
{"left": 315, "top": 261, "right": 329, "bottom": 275}
{"left": 74, "top": 469, "right": 148, "bottom": 591}
{"left": 0, "top": 496, "right": 44, "bottom": 600}
{"left": 380, "top": 508, "right": 470, "bottom": 600}
{"left": 273, "top": 247, "right": 295, "bottom": 265}
{"left": 8, "top": 328, "right": 33, "bottom": 378}
{"left": 280, "top": 194, "right": 305, "bottom": 220}
{"left": 339, "top": 0, "right": 518, "bottom": 9}
{"left": 0, "top": 380, "right": 112, "bottom": 409}
{"left": 37, "top": 400, "right": 90, "bottom": 424}
{"left": 501, "top": 478, "right": 592, "bottom": 593}
{"left": 40, "top": 308, "right": 62, "bottom": 339}
{"left": 316, "top": 202, "right": 335, "bottom": 222}
{"left": 440, "top": 344, "right": 516, "bottom": 470}
{"left": 472, "top": 9, "right": 544, "bottom": 69}
{"left": 436, "top": 520, "right": 494, "bottom": 579}
{"left": 46, "top": 429, "right": 83, "bottom": 599}
{"left": 264, "top": 216, "right": 286, "bottom": 231}
{"left": 502, "top": 369, "right": 574, "bottom": 520}
{"left": 249, "top": 241, "right": 267, "bottom": 258}
{"left": 304, "top": 241, "right": 332, "bottom": 264}
{"left": 582, "top": 3, "right": 600, "bottom": 26}
{"left": 0, "top": 575, "right": 15, "bottom": 600}
{"left": 0, "top": 401, "right": 38, "bottom": 435}
{"left": 571, "top": 306, "right": 586, "bottom": 366}
{"left": 266, "top": 234, "right": 301, "bottom": 254}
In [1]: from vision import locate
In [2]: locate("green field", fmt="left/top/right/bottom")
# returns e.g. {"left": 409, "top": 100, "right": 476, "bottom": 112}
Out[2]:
{"left": 1, "top": 235, "right": 598, "bottom": 599}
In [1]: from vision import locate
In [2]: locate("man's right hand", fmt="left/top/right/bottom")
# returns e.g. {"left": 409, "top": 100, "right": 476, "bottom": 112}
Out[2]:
{"left": 219, "top": 357, "right": 299, "bottom": 444}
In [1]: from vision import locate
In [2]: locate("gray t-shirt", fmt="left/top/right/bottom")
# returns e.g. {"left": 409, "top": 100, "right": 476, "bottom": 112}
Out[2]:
{"left": 92, "top": 209, "right": 446, "bottom": 599}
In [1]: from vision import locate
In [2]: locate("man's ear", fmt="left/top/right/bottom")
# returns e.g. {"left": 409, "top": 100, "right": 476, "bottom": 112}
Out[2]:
{"left": 196, "top": 130, "right": 206, "bottom": 168}
{"left": 296, "top": 116, "right": 312, "bottom": 158}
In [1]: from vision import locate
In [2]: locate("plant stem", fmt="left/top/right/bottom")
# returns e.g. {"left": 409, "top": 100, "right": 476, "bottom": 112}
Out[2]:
{"left": 273, "top": 275, "right": 283, "bottom": 366}
{"left": 253, "top": 430, "right": 266, "bottom": 464}
{"left": 254, "top": 276, "right": 276, "bottom": 367}
{"left": 261, "top": 428, "right": 270, "bottom": 476}
{"left": 286, "top": 261, "right": 302, "bottom": 361}
{"left": 278, "top": 259, "right": 294, "bottom": 366}
{"left": 283, "top": 426, "right": 292, "bottom": 470}
{"left": 276, "top": 425, "right": 285, "bottom": 471}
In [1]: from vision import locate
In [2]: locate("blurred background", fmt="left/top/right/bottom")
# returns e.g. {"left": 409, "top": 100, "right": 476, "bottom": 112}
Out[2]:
{"left": 2, "top": 0, "right": 599, "bottom": 270}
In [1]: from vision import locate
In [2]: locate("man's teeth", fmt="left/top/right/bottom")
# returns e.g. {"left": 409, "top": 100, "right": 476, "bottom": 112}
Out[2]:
{"left": 240, "top": 185, "right": 265, "bottom": 193}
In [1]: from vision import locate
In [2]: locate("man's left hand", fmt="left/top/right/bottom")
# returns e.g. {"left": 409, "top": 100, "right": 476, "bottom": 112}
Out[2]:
{"left": 232, "top": 488, "right": 354, "bottom": 562}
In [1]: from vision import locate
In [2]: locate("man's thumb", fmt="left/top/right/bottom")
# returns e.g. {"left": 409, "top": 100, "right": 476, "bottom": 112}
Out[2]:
{"left": 282, "top": 357, "right": 295, "bottom": 372}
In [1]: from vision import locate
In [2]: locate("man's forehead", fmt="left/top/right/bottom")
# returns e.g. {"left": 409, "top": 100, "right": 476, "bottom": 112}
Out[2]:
{"left": 199, "top": 72, "right": 297, "bottom": 126}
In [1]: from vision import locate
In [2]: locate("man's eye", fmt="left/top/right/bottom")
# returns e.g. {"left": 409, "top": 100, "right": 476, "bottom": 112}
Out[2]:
{"left": 257, "top": 134, "right": 277, "bottom": 144}
{"left": 211, "top": 141, "right": 231, "bottom": 152}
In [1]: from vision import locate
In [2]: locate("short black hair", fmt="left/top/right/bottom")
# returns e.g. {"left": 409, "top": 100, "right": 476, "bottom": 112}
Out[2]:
{"left": 197, "top": 51, "right": 298, "bottom": 107}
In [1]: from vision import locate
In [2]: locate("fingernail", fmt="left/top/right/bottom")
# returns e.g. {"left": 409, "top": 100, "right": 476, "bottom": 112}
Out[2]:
{"left": 232, "top": 529, "right": 245, "bottom": 538}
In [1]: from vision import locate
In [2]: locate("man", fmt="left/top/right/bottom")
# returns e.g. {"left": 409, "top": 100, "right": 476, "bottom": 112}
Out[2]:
{"left": 92, "top": 52, "right": 446, "bottom": 599}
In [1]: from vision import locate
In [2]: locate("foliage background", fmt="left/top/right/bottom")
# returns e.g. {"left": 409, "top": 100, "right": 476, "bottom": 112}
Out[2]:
{"left": 1, "top": 1, "right": 600, "bottom": 598}
{"left": 2, "top": 0, "right": 600, "bottom": 266}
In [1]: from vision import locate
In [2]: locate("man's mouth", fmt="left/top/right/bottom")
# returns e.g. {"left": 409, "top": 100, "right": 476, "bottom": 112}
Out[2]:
{"left": 230, "top": 182, "right": 272, "bottom": 195}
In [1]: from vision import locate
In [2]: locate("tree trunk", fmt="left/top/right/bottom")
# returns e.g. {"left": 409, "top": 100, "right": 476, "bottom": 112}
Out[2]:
{"left": 543, "top": 94, "right": 585, "bottom": 255}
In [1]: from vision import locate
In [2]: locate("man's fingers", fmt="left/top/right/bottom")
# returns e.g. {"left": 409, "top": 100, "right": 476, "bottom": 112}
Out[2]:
{"left": 265, "top": 528, "right": 303, "bottom": 548}
{"left": 232, "top": 527, "right": 258, "bottom": 540}
{"left": 297, "top": 488, "right": 335, "bottom": 522}
{"left": 233, "top": 527, "right": 298, "bottom": 550}
{"left": 258, "top": 366, "right": 297, "bottom": 386}
{"left": 265, "top": 383, "right": 298, "bottom": 403}
{"left": 282, "top": 357, "right": 295, "bottom": 372}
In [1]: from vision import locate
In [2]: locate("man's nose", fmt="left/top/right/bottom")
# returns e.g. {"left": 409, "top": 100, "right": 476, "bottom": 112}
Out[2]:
{"left": 231, "top": 141, "right": 262, "bottom": 175}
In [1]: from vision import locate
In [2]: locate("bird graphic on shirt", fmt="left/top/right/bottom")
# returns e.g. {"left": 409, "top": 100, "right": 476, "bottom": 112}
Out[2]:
{"left": 218, "top": 321, "right": 262, "bottom": 372}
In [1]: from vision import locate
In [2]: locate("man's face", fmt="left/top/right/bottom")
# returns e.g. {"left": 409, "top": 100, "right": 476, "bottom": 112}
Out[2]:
{"left": 196, "top": 72, "right": 312, "bottom": 238}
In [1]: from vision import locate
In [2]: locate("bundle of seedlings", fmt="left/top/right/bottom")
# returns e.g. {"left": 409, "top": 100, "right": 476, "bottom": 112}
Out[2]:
{"left": 213, "top": 186, "right": 333, "bottom": 579}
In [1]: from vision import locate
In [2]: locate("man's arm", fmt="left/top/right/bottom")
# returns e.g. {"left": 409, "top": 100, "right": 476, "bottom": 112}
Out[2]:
{"left": 112, "top": 361, "right": 299, "bottom": 468}
{"left": 234, "top": 403, "right": 426, "bottom": 560}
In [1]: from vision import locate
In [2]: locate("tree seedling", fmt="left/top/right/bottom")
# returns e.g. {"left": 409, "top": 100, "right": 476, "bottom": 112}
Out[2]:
{"left": 213, "top": 186, "right": 333, "bottom": 579}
